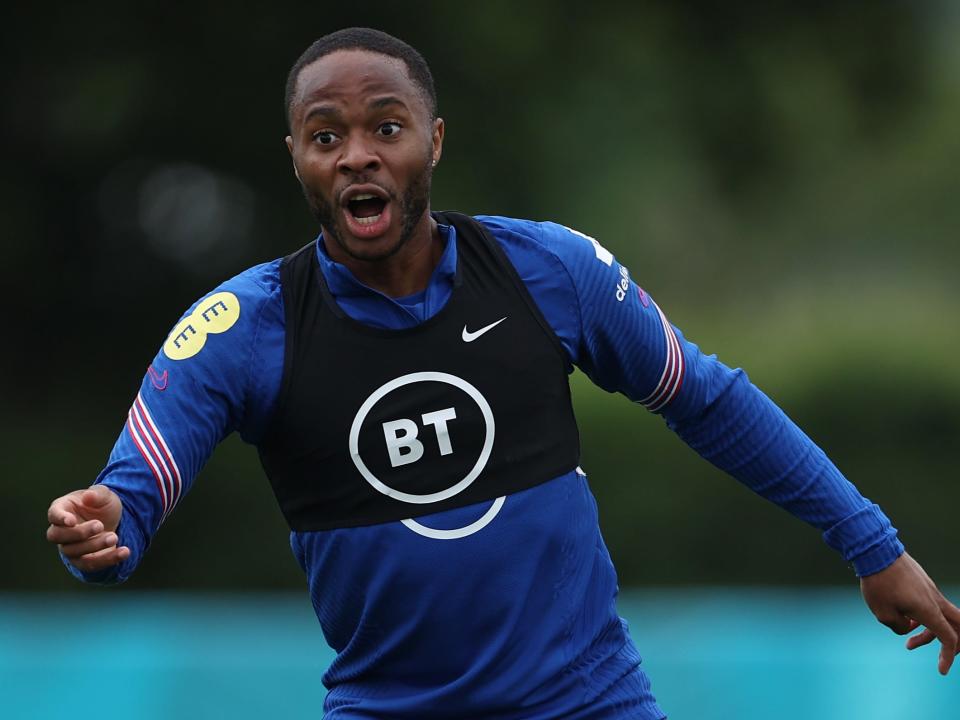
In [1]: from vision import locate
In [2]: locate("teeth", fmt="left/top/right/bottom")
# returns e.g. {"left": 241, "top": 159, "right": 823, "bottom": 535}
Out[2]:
{"left": 351, "top": 193, "right": 377, "bottom": 201}
{"left": 354, "top": 213, "right": 382, "bottom": 225}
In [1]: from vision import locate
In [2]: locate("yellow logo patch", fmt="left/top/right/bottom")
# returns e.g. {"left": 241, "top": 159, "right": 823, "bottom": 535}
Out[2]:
{"left": 163, "top": 291, "right": 240, "bottom": 360}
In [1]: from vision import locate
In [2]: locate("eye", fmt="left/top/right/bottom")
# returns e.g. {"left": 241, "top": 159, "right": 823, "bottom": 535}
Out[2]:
{"left": 377, "top": 122, "right": 402, "bottom": 138}
{"left": 312, "top": 130, "right": 339, "bottom": 145}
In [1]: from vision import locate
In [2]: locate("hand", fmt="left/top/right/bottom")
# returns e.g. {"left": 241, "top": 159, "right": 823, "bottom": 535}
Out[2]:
{"left": 860, "top": 551, "right": 960, "bottom": 675}
{"left": 46, "top": 485, "right": 130, "bottom": 573}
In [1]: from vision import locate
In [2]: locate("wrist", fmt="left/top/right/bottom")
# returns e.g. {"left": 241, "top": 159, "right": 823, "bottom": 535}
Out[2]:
{"left": 853, "top": 537, "right": 905, "bottom": 577}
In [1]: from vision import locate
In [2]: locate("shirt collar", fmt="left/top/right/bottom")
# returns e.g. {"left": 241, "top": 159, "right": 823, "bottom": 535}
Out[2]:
{"left": 314, "top": 221, "right": 458, "bottom": 301}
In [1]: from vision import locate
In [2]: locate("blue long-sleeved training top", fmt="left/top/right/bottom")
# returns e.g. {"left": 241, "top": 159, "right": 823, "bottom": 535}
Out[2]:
{"left": 67, "top": 215, "right": 904, "bottom": 720}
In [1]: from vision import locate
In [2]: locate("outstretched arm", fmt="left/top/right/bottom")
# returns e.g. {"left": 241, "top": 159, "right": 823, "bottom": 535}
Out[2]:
{"left": 531, "top": 220, "right": 958, "bottom": 674}
{"left": 45, "top": 267, "right": 283, "bottom": 583}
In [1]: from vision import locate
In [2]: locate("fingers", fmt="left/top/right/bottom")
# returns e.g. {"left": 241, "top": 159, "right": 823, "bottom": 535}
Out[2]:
{"left": 81, "top": 485, "right": 115, "bottom": 509}
{"left": 67, "top": 545, "right": 131, "bottom": 573}
{"left": 942, "top": 600, "right": 960, "bottom": 632}
{"left": 47, "top": 494, "right": 82, "bottom": 527}
{"left": 898, "top": 611, "right": 958, "bottom": 674}
{"left": 905, "top": 619, "right": 959, "bottom": 674}
{"left": 46, "top": 518, "right": 104, "bottom": 545}
{"left": 899, "top": 594, "right": 960, "bottom": 674}
{"left": 48, "top": 486, "right": 129, "bottom": 574}
{"left": 937, "top": 600, "right": 960, "bottom": 674}
{"left": 47, "top": 486, "right": 122, "bottom": 539}
{"left": 906, "top": 628, "right": 936, "bottom": 651}
{"left": 862, "top": 554, "right": 960, "bottom": 675}
{"left": 58, "top": 531, "right": 119, "bottom": 559}
{"left": 891, "top": 590, "right": 960, "bottom": 674}
{"left": 919, "top": 610, "right": 959, "bottom": 675}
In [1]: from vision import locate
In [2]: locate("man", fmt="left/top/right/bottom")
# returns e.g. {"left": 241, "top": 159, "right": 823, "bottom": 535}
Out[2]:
{"left": 46, "top": 28, "right": 959, "bottom": 719}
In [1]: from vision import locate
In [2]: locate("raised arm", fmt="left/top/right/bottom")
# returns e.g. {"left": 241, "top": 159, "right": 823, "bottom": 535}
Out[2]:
{"left": 46, "top": 265, "right": 283, "bottom": 584}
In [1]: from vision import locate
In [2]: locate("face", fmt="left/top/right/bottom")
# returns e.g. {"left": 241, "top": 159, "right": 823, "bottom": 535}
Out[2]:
{"left": 285, "top": 50, "right": 444, "bottom": 263}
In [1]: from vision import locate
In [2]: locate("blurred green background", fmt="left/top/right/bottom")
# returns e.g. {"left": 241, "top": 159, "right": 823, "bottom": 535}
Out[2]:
{"left": 5, "top": 0, "right": 958, "bottom": 596}
{"left": 5, "top": 3, "right": 960, "bottom": 718}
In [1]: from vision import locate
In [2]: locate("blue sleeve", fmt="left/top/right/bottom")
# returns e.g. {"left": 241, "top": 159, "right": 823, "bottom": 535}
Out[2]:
{"left": 496, "top": 217, "right": 903, "bottom": 577}
{"left": 62, "top": 261, "right": 285, "bottom": 584}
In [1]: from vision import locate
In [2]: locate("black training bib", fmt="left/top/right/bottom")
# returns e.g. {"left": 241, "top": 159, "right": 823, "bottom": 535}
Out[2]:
{"left": 257, "top": 212, "right": 581, "bottom": 532}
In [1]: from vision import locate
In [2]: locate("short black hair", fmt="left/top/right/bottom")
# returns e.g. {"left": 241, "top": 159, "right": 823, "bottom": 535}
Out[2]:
{"left": 285, "top": 28, "right": 437, "bottom": 129}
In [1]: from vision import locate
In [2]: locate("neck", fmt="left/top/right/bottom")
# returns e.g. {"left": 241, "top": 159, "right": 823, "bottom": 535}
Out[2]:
{"left": 324, "top": 214, "right": 444, "bottom": 297}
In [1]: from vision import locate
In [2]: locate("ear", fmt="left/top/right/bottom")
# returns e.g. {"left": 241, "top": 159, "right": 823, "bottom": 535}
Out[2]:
{"left": 284, "top": 136, "right": 301, "bottom": 181}
{"left": 431, "top": 117, "right": 444, "bottom": 167}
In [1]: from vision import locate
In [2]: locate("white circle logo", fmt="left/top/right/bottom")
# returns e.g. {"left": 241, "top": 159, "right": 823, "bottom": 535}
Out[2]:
{"left": 349, "top": 371, "right": 503, "bottom": 539}
{"left": 400, "top": 497, "right": 505, "bottom": 540}
{"left": 349, "top": 371, "right": 495, "bottom": 504}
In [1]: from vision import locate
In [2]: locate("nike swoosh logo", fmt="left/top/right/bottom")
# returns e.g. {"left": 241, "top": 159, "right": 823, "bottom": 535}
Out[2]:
{"left": 462, "top": 317, "right": 507, "bottom": 342}
{"left": 147, "top": 365, "right": 168, "bottom": 391}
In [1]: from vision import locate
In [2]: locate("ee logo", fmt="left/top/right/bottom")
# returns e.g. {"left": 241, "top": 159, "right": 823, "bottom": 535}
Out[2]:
{"left": 163, "top": 292, "right": 240, "bottom": 360}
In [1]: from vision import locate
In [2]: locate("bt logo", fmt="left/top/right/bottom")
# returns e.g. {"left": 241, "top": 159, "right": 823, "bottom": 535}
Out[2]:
{"left": 349, "top": 371, "right": 503, "bottom": 539}
{"left": 382, "top": 408, "right": 458, "bottom": 468}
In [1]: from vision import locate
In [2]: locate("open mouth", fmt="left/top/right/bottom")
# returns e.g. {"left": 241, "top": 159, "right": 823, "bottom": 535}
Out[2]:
{"left": 340, "top": 185, "right": 393, "bottom": 238}
{"left": 347, "top": 194, "right": 387, "bottom": 225}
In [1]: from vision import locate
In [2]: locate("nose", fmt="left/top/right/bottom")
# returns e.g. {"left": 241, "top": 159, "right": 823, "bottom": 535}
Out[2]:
{"left": 337, "top": 135, "right": 380, "bottom": 175}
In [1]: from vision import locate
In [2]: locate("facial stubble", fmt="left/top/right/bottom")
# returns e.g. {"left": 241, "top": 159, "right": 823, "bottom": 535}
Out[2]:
{"left": 303, "top": 155, "right": 433, "bottom": 263}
